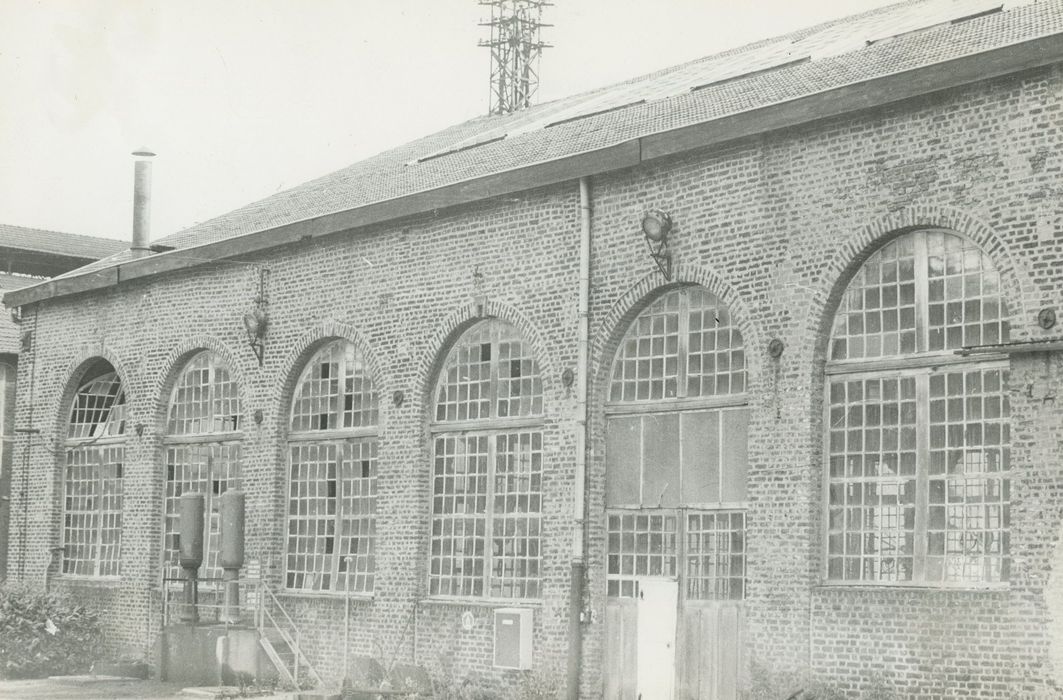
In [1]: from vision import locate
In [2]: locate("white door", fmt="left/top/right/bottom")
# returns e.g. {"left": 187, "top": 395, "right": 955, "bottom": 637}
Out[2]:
{"left": 637, "top": 578, "right": 678, "bottom": 700}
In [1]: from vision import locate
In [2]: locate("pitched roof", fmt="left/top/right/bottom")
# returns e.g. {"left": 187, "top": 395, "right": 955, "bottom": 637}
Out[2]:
{"left": 7, "top": 0, "right": 1063, "bottom": 307}
{"left": 0, "top": 273, "right": 38, "bottom": 354}
{"left": 0, "top": 224, "right": 127, "bottom": 260}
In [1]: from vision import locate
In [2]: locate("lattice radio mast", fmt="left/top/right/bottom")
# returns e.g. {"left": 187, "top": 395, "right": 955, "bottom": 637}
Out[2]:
{"left": 479, "top": 1, "right": 551, "bottom": 115}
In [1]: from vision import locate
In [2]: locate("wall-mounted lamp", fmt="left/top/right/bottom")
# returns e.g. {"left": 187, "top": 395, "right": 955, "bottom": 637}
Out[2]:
{"left": 242, "top": 268, "right": 270, "bottom": 366}
{"left": 641, "top": 209, "right": 673, "bottom": 280}
{"left": 242, "top": 306, "right": 268, "bottom": 366}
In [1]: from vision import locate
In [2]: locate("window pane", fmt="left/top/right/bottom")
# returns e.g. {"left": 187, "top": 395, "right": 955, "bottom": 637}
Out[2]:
{"left": 829, "top": 236, "right": 917, "bottom": 361}
{"left": 168, "top": 352, "right": 241, "bottom": 434}
{"left": 680, "top": 411, "right": 720, "bottom": 504}
{"left": 63, "top": 445, "right": 123, "bottom": 577}
{"left": 429, "top": 435, "right": 490, "bottom": 596}
{"left": 284, "top": 439, "right": 377, "bottom": 593}
{"left": 490, "top": 431, "right": 543, "bottom": 598}
{"left": 64, "top": 368, "right": 126, "bottom": 578}
{"left": 829, "top": 231, "right": 1009, "bottom": 359}
{"left": 609, "top": 287, "right": 746, "bottom": 402}
{"left": 925, "top": 231, "right": 1009, "bottom": 351}
{"left": 606, "top": 417, "right": 642, "bottom": 507}
{"left": 435, "top": 320, "right": 543, "bottom": 422}
{"left": 610, "top": 290, "right": 681, "bottom": 402}
{"left": 720, "top": 408, "right": 749, "bottom": 502}
{"left": 826, "top": 376, "right": 917, "bottom": 582}
{"left": 69, "top": 372, "right": 126, "bottom": 439}
{"left": 163, "top": 443, "right": 240, "bottom": 581}
{"left": 642, "top": 414, "right": 680, "bottom": 509}
{"left": 686, "top": 288, "right": 746, "bottom": 397}
{"left": 605, "top": 510, "right": 677, "bottom": 598}
{"left": 926, "top": 367, "right": 1010, "bottom": 584}
{"left": 686, "top": 511, "right": 745, "bottom": 600}
{"left": 337, "top": 439, "right": 377, "bottom": 593}
{"left": 290, "top": 341, "right": 378, "bottom": 432}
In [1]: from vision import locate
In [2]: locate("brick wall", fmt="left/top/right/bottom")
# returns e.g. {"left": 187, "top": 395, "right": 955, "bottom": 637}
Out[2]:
{"left": 6, "top": 63, "right": 1063, "bottom": 698}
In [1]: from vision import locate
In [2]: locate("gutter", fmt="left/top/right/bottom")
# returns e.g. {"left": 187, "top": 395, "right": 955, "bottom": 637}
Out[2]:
{"left": 5, "top": 32, "right": 1063, "bottom": 310}
{"left": 567, "top": 176, "right": 591, "bottom": 700}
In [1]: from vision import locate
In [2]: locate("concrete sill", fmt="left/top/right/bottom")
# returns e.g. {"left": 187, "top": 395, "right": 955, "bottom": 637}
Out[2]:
{"left": 53, "top": 576, "right": 122, "bottom": 588}
{"left": 418, "top": 596, "right": 544, "bottom": 609}
{"left": 277, "top": 590, "right": 375, "bottom": 603}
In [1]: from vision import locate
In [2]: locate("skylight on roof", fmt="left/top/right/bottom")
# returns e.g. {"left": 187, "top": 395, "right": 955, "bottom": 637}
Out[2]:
{"left": 689, "top": 56, "right": 811, "bottom": 92}
{"left": 415, "top": 135, "right": 506, "bottom": 164}
{"left": 544, "top": 100, "right": 646, "bottom": 128}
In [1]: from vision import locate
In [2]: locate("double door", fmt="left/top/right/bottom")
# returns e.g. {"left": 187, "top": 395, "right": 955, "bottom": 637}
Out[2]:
{"left": 603, "top": 509, "right": 746, "bottom": 700}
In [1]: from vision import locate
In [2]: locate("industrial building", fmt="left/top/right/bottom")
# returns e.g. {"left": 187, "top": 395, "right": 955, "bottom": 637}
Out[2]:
{"left": 0, "top": 225, "right": 127, "bottom": 581}
{"left": 4, "top": 1, "right": 1063, "bottom": 697}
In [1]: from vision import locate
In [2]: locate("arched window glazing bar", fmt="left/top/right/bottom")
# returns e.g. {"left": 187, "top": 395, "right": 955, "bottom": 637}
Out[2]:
{"left": 824, "top": 229, "right": 1011, "bottom": 586}
{"left": 63, "top": 367, "right": 126, "bottom": 577}
{"left": 285, "top": 339, "right": 378, "bottom": 593}
{"left": 428, "top": 319, "right": 544, "bottom": 599}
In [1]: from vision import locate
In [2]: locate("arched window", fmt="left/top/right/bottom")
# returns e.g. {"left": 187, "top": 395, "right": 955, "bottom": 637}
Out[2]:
{"left": 285, "top": 340, "right": 378, "bottom": 593}
{"left": 429, "top": 319, "right": 543, "bottom": 598}
{"left": 825, "top": 229, "right": 1010, "bottom": 585}
{"left": 162, "top": 351, "right": 241, "bottom": 581}
{"left": 605, "top": 286, "right": 749, "bottom": 601}
{"left": 63, "top": 364, "right": 126, "bottom": 577}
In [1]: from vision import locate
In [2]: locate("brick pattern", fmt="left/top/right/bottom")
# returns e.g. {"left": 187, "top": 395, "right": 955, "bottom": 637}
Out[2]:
{"left": 5, "top": 64, "right": 1063, "bottom": 698}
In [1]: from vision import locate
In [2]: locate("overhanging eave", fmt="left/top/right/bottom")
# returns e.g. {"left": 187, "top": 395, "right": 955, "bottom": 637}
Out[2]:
{"left": 5, "top": 32, "right": 1062, "bottom": 310}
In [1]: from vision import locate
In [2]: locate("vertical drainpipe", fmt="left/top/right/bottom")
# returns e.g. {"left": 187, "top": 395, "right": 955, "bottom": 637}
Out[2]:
{"left": 131, "top": 148, "right": 156, "bottom": 259}
{"left": 567, "top": 176, "right": 591, "bottom": 700}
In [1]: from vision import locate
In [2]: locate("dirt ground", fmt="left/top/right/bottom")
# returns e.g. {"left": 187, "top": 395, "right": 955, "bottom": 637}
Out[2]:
{"left": 0, "top": 676, "right": 192, "bottom": 699}
{"left": 0, "top": 676, "right": 305, "bottom": 700}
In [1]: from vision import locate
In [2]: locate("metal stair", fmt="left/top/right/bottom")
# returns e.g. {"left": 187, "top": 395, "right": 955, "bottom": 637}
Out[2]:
{"left": 254, "top": 583, "right": 324, "bottom": 689}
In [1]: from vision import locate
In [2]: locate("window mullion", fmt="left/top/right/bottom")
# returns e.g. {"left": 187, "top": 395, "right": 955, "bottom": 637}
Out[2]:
{"left": 206, "top": 446, "right": 215, "bottom": 576}
{"left": 206, "top": 363, "right": 214, "bottom": 434}
{"left": 677, "top": 289, "right": 689, "bottom": 399}
{"left": 677, "top": 506, "right": 688, "bottom": 601}
{"left": 914, "top": 231, "right": 930, "bottom": 354}
{"left": 331, "top": 440, "right": 344, "bottom": 592}
{"left": 489, "top": 333, "right": 501, "bottom": 419}
{"left": 95, "top": 447, "right": 105, "bottom": 577}
{"left": 484, "top": 435, "right": 497, "bottom": 596}
{"left": 913, "top": 371, "right": 930, "bottom": 582}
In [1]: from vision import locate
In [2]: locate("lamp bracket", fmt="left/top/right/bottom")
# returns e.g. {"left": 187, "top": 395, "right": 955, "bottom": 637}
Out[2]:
{"left": 243, "top": 267, "right": 271, "bottom": 366}
{"left": 645, "top": 237, "right": 672, "bottom": 280}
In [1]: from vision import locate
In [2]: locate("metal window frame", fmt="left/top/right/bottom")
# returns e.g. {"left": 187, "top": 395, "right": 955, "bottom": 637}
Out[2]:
{"left": 428, "top": 319, "right": 545, "bottom": 600}
{"left": 61, "top": 370, "right": 127, "bottom": 580}
{"left": 822, "top": 229, "right": 1012, "bottom": 588}
{"left": 606, "top": 286, "right": 747, "bottom": 406}
{"left": 283, "top": 435, "right": 378, "bottom": 594}
{"left": 283, "top": 339, "right": 380, "bottom": 594}
{"left": 161, "top": 351, "right": 243, "bottom": 585}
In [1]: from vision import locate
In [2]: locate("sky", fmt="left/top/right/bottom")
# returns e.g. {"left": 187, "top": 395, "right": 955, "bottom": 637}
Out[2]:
{"left": 0, "top": 0, "right": 902, "bottom": 243}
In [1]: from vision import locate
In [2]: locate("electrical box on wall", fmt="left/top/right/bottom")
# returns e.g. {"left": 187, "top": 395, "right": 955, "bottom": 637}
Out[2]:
{"left": 493, "top": 608, "right": 533, "bottom": 669}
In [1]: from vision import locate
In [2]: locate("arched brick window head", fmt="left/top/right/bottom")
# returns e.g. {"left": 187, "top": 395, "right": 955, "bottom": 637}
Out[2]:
{"left": 605, "top": 286, "right": 749, "bottom": 601}
{"left": 429, "top": 319, "right": 544, "bottom": 599}
{"left": 285, "top": 340, "right": 379, "bottom": 593}
{"left": 63, "top": 365, "right": 126, "bottom": 577}
{"left": 825, "top": 229, "right": 1011, "bottom": 586}
{"left": 162, "top": 351, "right": 242, "bottom": 582}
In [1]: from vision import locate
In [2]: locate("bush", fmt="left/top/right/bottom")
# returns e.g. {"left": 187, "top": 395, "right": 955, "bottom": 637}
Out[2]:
{"left": 0, "top": 582, "right": 105, "bottom": 679}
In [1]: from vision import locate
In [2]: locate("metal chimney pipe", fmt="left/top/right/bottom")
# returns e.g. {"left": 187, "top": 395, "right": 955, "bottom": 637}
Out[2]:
{"left": 131, "top": 147, "right": 156, "bottom": 259}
